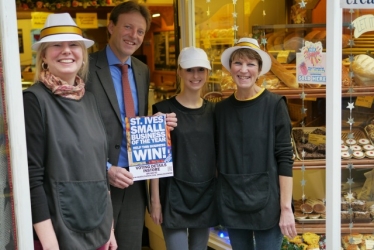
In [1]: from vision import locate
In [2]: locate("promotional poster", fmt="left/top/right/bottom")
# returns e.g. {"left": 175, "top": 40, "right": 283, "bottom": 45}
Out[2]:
{"left": 126, "top": 115, "right": 173, "bottom": 181}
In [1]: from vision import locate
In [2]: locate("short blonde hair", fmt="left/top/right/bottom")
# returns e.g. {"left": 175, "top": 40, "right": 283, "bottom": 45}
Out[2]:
{"left": 34, "top": 41, "right": 89, "bottom": 83}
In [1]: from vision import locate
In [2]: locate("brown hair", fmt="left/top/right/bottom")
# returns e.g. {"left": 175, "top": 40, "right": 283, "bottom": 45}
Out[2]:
{"left": 34, "top": 41, "right": 89, "bottom": 83}
{"left": 229, "top": 48, "right": 263, "bottom": 72}
{"left": 108, "top": 0, "right": 151, "bottom": 38}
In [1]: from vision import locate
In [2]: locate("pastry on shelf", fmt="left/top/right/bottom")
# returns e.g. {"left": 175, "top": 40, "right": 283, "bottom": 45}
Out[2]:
{"left": 290, "top": 3, "right": 307, "bottom": 24}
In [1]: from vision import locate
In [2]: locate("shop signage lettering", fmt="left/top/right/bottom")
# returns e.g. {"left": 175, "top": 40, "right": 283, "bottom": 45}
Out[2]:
{"left": 341, "top": 0, "right": 374, "bottom": 9}
{"left": 75, "top": 13, "right": 98, "bottom": 29}
{"left": 31, "top": 12, "right": 50, "bottom": 29}
{"left": 352, "top": 15, "right": 374, "bottom": 38}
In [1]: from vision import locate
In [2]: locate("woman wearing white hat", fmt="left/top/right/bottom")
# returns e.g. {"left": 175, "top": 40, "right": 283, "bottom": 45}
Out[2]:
{"left": 24, "top": 13, "right": 116, "bottom": 249}
{"left": 215, "top": 38, "right": 297, "bottom": 249}
{"left": 150, "top": 47, "right": 218, "bottom": 250}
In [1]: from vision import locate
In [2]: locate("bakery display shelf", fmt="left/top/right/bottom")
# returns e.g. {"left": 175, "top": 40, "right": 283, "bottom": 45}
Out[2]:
{"left": 296, "top": 222, "right": 374, "bottom": 234}
{"left": 296, "top": 218, "right": 372, "bottom": 224}
{"left": 253, "top": 23, "right": 326, "bottom": 30}
{"left": 270, "top": 85, "right": 374, "bottom": 99}
{"left": 296, "top": 218, "right": 325, "bottom": 224}
{"left": 293, "top": 158, "right": 374, "bottom": 169}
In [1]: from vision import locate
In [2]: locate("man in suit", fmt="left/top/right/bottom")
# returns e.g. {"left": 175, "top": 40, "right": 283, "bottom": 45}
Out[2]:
{"left": 86, "top": 1, "right": 176, "bottom": 249}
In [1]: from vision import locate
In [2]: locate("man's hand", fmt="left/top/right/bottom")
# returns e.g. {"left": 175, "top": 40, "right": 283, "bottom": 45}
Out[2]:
{"left": 154, "top": 112, "right": 177, "bottom": 131}
{"left": 108, "top": 166, "right": 134, "bottom": 188}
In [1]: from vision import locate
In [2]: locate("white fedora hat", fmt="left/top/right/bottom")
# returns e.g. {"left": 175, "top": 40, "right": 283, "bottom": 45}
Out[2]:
{"left": 31, "top": 13, "right": 94, "bottom": 51}
{"left": 221, "top": 37, "right": 271, "bottom": 76}
{"left": 178, "top": 47, "right": 211, "bottom": 70}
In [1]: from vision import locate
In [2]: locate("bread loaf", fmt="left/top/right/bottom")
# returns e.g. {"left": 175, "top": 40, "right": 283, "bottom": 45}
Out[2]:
{"left": 304, "top": 30, "right": 321, "bottom": 42}
{"left": 306, "top": 199, "right": 326, "bottom": 214}
{"left": 342, "top": 34, "right": 350, "bottom": 48}
{"left": 284, "top": 32, "right": 304, "bottom": 51}
{"left": 266, "top": 32, "right": 285, "bottom": 51}
{"left": 273, "top": 35, "right": 285, "bottom": 50}
{"left": 352, "top": 54, "right": 374, "bottom": 85}
{"left": 269, "top": 53, "right": 299, "bottom": 88}
{"left": 313, "top": 30, "right": 326, "bottom": 47}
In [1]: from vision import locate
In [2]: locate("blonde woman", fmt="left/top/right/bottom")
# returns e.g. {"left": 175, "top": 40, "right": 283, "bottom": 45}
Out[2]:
{"left": 23, "top": 13, "right": 116, "bottom": 250}
{"left": 151, "top": 47, "right": 218, "bottom": 250}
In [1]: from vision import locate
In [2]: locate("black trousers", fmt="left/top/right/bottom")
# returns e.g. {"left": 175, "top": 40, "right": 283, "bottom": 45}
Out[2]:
{"left": 111, "top": 181, "right": 146, "bottom": 250}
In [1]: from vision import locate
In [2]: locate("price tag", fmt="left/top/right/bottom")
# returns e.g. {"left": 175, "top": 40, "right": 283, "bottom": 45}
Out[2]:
{"left": 355, "top": 96, "right": 373, "bottom": 108}
{"left": 277, "top": 51, "right": 290, "bottom": 63}
{"left": 366, "top": 239, "right": 374, "bottom": 249}
{"left": 76, "top": 13, "right": 98, "bottom": 29}
{"left": 31, "top": 12, "right": 50, "bottom": 29}
{"left": 308, "top": 134, "right": 326, "bottom": 145}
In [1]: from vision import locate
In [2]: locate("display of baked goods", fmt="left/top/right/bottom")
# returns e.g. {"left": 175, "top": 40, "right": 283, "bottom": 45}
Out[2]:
{"left": 292, "top": 127, "right": 326, "bottom": 160}
{"left": 341, "top": 233, "right": 374, "bottom": 250}
{"left": 290, "top": 3, "right": 307, "bottom": 24}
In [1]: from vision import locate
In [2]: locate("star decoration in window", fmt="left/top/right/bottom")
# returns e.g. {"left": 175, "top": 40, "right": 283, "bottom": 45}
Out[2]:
{"left": 261, "top": 38, "right": 267, "bottom": 46}
{"left": 206, "top": 9, "right": 210, "bottom": 16}
{"left": 346, "top": 192, "right": 355, "bottom": 201}
{"left": 299, "top": 92, "right": 307, "bottom": 99}
{"left": 348, "top": 207, "right": 353, "bottom": 214}
{"left": 349, "top": 236, "right": 355, "bottom": 243}
{"left": 349, "top": 39, "right": 355, "bottom": 47}
{"left": 299, "top": 0, "right": 306, "bottom": 8}
{"left": 263, "top": 10, "right": 266, "bottom": 16}
{"left": 301, "top": 164, "right": 306, "bottom": 171}
{"left": 347, "top": 117, "right": 354, "bottom": 125}
{"left": 232, "top": 0, "right": 237, "bottom": 4}
{"left": 232, "top": 25, "right": 239, "bottom": 31}
{"left": 347, "top": 177, "right": 354, "bottom": 185}
{"left": 348, "top": 147, "right": 353, "bottom": 155}
{"left": 349, "top": 71, "right": 354, "bottom": 78}
{"left": 232, "top": 12, "right": 238, "bottom": 18}
{"left": 300, "top": 107, "right": 307, "bottom": 114}
{"left": 349, "top": 55, "right": 355, "bottom": 62}
{"left": 346, "top": 102, "right": 354, "bottom": 110}
{"left": 347, "top": 87, "right": 355, "bottom": 93}
{"left": 301, "top": 149, "right": 306, "bottom": 158}
{"left": 347, "top": 133, "right": 354, "bottom": 139}
{"left": 262, "top": 79, "right": 268, "bottom": 88}
{"left": 347, "top": 163, "right": 354, "bottom": 170}
{"left": 349, "top": 9, "right": 355, "bottom": 14}
{"left": 301, "top": 179, "right": 306, "bottom": 186}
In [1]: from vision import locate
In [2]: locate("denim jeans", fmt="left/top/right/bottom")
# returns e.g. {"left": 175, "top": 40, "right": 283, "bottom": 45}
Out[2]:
{"left": 227, "top": 224, "right": 283, "bottom": 250}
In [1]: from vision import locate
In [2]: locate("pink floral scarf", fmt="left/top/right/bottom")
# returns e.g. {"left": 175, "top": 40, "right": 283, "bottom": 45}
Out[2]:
{"left": 39, "top": 71, "right": 85, "bottom": 100}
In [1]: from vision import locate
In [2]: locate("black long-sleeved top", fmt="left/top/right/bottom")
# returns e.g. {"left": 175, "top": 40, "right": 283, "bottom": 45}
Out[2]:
{"left": 215, "top": 89, "right": 293, "bottom": 230}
